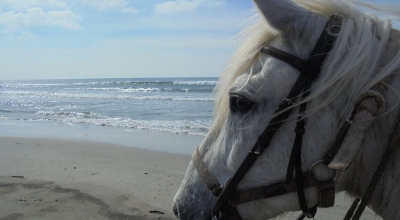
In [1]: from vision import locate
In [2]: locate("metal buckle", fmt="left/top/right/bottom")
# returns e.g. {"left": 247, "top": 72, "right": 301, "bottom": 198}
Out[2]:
{"left": 346, "top": 116, "right": 353, "bottom": 124}
{"left": 248, "top": 149, "right": 261, "bottom": 155}
{"left": 212, "top": 185, "right": 224, "bottom": 197}
{"left": 278, "top": 98, "right": 294, "bottom": 110}
{"left": 283, "top": 98, "right": 294, "bottom": 105}
{"left": 213, "top": 211, "right": 222, "bottom": 220}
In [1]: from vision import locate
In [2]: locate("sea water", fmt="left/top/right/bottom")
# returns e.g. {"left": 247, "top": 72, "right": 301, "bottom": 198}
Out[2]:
{"left": 0, "top": 77, "right": 217, "bottom": 154}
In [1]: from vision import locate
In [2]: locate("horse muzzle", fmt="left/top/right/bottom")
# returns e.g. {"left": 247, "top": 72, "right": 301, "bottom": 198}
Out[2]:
{"left": 173, "top": 201, "right": 213, "bottom": 220}
{"left": 173, "top": 164, "right": 216, "bottom": 220}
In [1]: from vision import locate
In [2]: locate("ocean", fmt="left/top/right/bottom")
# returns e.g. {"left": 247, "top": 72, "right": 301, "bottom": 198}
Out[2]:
{"left": 0, "top": 77, "right": 217, "bottom": 154}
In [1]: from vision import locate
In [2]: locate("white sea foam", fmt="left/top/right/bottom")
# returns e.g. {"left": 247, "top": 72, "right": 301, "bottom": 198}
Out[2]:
{"left": 173, "top": 81, "right": 217, "bottom": 85}
{"left": 1, "top": 83, "right": 69, "bottom": 89}
{"left": 33, "top": 110, "right": 211, "bottom": 136}
{"left": 3, "top": 91, "right": 215, "bottom": 102}
{"left": 71, "top": 80, "right": 218, "bottom": 86}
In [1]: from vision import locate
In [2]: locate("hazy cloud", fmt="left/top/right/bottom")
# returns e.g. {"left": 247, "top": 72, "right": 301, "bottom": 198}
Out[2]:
{"left": 0, "top": 0, "right": 67, "bottom": 11}
{"left": 48, "top": 10, "right": 81, "bottom": 30}
{"left": 0, "top": 7, "right": 81, "bottom": 32}
{"left": 121, "top": 7, "right": 138, "bottom": 15}
{"left": 80, "top": 0, "right": 128, "bottom": 11}
{"left": 154, "top": 0, "right": 226, "bottom": 15}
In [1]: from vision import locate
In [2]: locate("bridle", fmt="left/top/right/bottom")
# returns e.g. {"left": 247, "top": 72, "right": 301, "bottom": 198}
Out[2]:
{"left": 195, "top": 15, "right": 342, "bottom": 220}
{"left": 191, "top": 14, "right": 397, "bottom": 220}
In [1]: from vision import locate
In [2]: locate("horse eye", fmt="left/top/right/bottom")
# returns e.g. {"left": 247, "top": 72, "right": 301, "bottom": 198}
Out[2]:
{"left": 230, "top": 95, "right": 253, "bottom": 113}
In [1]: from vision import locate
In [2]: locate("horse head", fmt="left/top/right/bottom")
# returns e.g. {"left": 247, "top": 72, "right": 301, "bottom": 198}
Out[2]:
{"left": 174, "top": 0, "right": 400, "bottom": 219}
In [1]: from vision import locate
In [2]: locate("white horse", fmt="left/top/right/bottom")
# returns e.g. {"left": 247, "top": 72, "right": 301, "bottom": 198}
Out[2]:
{"left": 173, "top": 0, "right": 400, "bottom": 219}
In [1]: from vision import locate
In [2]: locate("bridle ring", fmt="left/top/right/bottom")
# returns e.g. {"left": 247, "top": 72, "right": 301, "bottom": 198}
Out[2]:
{"left": 309, "top": 159, "right": 338, "bottom": 182}
{"left": 309, "top": 160, "right": 325, "bottom": 173}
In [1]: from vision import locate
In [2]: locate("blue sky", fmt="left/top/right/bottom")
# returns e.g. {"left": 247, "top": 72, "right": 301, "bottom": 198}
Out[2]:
{"left": 0, "top": 0, "right": 398, "bottom": 80}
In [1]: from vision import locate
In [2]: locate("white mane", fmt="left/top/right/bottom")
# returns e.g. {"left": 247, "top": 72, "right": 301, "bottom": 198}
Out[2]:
{"left": 214, "top": 0, "right": 400, "bottom": 133}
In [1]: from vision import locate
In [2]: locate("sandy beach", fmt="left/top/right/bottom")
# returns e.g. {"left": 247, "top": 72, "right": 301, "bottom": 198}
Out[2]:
{"left": 0, "top": 136, "right": 381, "bottom": 220}
{"left": 0, "top": 136, "right": 190, "bottom": 220}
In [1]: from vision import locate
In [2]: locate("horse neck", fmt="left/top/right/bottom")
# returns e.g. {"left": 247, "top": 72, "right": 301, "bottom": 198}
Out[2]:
{"left": 336, "top": 29, "right": 400, "bottom": 220}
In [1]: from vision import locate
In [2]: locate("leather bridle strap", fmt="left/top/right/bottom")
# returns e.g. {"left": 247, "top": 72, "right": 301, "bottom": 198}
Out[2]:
{"left": 193, "top": 144, "right": 335, "bottom": 205}
{"left": 192, "top": 146, "right": 223, "bottom": 196}
{"left": 230, "top": 172, "right": 334, "bottom": 206}
{"left": 286, "top": 80, "right": 317, "bottom": 219}
{"left": 261, "top": 47, "right": 319, "bottom": 79}
{"left": 212, "top": 15, "right": 342, "bottom": 219}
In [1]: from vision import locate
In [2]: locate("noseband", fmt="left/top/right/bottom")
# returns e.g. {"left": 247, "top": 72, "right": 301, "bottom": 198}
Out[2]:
{"left": 194, "top": 15, "right": 342, "bottom": 220}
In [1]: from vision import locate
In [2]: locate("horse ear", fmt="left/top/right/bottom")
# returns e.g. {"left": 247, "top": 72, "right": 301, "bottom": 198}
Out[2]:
{"left": 253, "top": 0, "right": 311, "bottom": 32}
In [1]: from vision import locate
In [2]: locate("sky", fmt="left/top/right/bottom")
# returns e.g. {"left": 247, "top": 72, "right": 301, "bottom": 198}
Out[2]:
{"left": 0, "top": 0, "right": 398, "bottom": 80}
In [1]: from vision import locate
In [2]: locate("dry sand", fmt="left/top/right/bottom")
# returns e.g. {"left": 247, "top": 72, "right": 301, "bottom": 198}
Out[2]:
{"left": 0, "top": 136, "right": 381, "bottom": 220}
{"left": 0, "top": 136, "right": 190, "bottom": 220}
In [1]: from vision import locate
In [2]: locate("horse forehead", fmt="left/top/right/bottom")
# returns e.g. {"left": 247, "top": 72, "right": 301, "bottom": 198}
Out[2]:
{"left": 230, "top": 58, "right": 298, "bottom": 97}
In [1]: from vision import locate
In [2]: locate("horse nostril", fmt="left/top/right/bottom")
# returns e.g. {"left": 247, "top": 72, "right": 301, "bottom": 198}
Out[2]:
{"left": 173, "top": 203, "right": 179, "bottom": 217}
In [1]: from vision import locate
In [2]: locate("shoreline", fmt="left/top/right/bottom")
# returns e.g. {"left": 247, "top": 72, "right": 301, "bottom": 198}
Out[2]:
{"left": 0, "top": 120, "right": 203, "bottom": 155}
